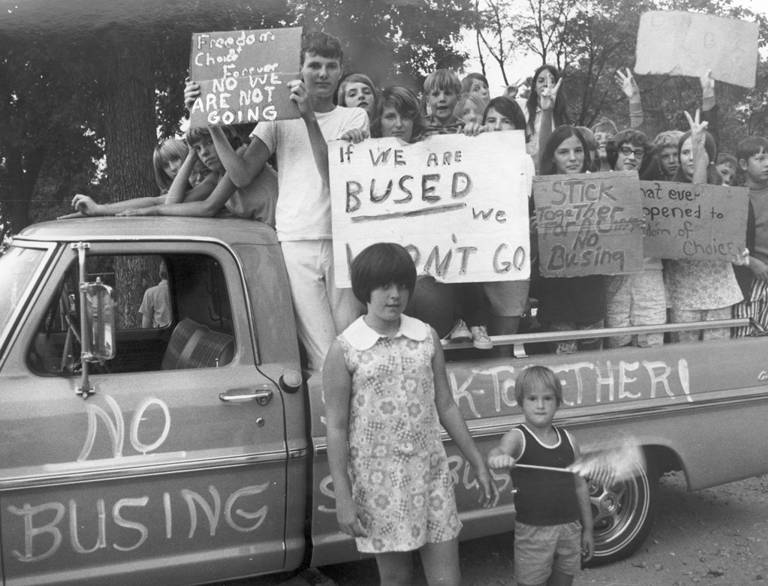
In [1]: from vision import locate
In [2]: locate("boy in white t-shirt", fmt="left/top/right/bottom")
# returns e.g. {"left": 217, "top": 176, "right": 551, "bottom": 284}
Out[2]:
{"left": 187, "top": 32, "right": 368, "bottom": 373}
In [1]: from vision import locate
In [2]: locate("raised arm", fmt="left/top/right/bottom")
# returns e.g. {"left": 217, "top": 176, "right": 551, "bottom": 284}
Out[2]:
{"left": 537, "top": 77, "right": 562, "bottom": 170}
{"left": 289, "top": 79, "right": 330, "bottom": 186}
{"left": 616, "top": 68, "right": 644, "bottom": 130}
{"left": 164, "top": 149, "right": 213, "bottom": 204}
{"left": 685, "top": 109, "right": 709, "bottom": 184}
{"left": 700, "top": 69, "right": 720, "bottom": 147}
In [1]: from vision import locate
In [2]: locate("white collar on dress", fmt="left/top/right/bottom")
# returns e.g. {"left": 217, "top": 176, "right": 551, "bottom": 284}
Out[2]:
{"left": 344, "top": 314, "right": 429, "bottom": 350}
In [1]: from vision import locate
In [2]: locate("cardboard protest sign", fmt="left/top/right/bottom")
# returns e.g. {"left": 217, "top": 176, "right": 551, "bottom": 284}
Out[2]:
{"left": 533, "top": 171, "right": 644, "bottom": 278}
{"left": 188, "top": 27, "right": 302, "bottom": 127}
{"left": 641, "top": 181, "right": 748, "bottom": 261}
{"left": 330, "top": 132, "right": 532, "bottom": 286}
{"left": 634, "top": 11, "right": 758, "bottom": 89}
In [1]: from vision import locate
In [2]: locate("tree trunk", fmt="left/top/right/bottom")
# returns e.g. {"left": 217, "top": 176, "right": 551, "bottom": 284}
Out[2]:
{"left": 99, "top": 24, "right": 158, "bottom": 328}
{"left": 2, "top": 147, "right": 46, "bottom": 234}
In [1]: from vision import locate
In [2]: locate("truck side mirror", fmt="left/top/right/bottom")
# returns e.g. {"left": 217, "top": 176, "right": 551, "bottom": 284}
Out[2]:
{"left": 81, "top": 278, "right": 116, "bottom": 362}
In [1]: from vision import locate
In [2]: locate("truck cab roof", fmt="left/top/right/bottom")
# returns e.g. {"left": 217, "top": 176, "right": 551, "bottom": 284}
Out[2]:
{"left": 14, "top": 216, "right": 279, "bottom": 246}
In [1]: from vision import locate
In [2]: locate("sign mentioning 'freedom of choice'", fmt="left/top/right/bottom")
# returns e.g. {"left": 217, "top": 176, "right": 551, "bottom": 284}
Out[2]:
{"left": 329, "top": 132, "right": 533, "bottom": 286}
{"left": 641, "top": 181, "right": 748, "bottom": 261}
{"left": 634, "top": 11, "right": 759, "bottom": 88}
{"left": 188, "top": 27, "right": 302, "bottom": 127}
{"left": 533, "top": 171, "right": 645, "bottom": 278}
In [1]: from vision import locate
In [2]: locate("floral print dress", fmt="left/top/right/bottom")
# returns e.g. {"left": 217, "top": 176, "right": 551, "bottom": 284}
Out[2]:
{"left": 337, "top": 315, "right": 461, "bottom": 553}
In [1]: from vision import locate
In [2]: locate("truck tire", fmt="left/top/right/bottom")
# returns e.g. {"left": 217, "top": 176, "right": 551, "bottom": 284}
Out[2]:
{"left": 586, "top": 456, "right": 657, "bottom": 566}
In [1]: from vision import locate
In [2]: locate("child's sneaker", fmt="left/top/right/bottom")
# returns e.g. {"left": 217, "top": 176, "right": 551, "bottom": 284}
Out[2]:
{"left": 471, "top": 325, "right": 493, "bottom": 350}
{"left": 448, "top": 319, "right": 472, "bottom": 342}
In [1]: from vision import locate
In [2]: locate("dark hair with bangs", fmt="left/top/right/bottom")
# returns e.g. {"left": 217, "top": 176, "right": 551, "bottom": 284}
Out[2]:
{"left": 526, "top": 64, "right": 569, "bottom": 136}
{"left": 371, "top": 86, "right": 425, "bottom": 141}
{"left": 674, "top": 129, "right": 722, "bottom": 185}
{"left": 483, "top": 96, "right": 528, "bottom": 141}
{"left": 736, "top": 136, "right": 768, "bottom": 163}
{"left": 540, "top": 125, "right": 592, "bottom": 175}
{"left": 351, "top": 242, "right": 417, "bottom": 304}
{"left": 514, "top": 365, "right": 563, "bottom": 407}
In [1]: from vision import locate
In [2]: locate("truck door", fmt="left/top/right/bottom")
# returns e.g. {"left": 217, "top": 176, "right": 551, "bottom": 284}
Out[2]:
{"left": 0, "top": 240, "right": 289, "bottom": 586}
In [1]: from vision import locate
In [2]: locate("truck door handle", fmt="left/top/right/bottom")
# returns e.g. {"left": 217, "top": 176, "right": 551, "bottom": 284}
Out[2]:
{"left": 219, "top": 386, "right": 273, "bottom": 406}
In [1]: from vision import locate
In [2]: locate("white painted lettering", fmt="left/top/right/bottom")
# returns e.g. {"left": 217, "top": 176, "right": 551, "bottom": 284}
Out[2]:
{"left": 112, "top": 497, "right": 149, "bottom": 552}
{"left": 182, "top": 487, "right": 221, "bottom": 538}
{"left": 69, "top": 498, "right": 106, "bottom": 554}
{"left": 224, "top": 483, "right": 270, "bottom": 532}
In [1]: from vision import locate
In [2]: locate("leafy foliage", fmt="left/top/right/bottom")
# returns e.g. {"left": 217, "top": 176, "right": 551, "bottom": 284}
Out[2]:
{"left": 0, "top": 0, "right": 473, "bottom": 240}
{"left": 474, "top": 0, "right": 768, "bottom": 152}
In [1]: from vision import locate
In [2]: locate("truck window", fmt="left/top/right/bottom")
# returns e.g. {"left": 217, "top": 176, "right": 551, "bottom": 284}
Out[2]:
{"left": 27, "top": 252, "right": 236, "bottom": 375}
{"left": 0, "top": 245, "right": 48, "bottom": 339}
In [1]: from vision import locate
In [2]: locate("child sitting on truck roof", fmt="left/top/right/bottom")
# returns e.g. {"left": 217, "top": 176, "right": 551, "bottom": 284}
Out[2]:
{"left": 119, "top": 125, "right": 278, "bottom": 226}
{"left": 488, "top": 365, "right": 593, "bottom": 586}
{"left": 69, "top": 138, "right": 218, "bottom": 217}
{"left": 324, "top": 242, "right": 496, "bottom": 586}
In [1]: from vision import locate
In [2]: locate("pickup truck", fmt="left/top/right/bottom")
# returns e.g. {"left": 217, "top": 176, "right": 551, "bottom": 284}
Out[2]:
{"left": 2, "top": 216, "right": 768, "bottom": 586}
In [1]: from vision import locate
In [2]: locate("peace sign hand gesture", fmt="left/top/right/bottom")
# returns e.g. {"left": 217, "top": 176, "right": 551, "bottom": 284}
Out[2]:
{"left": 684, "top": 108, "right": 709, "bottom": 149}
{"left": 539, "top": 78, "right": 562, "bottom": 112}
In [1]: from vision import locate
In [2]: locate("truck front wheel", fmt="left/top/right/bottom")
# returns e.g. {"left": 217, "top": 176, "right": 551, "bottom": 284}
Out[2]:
{"left": 586, "top": 457, "right": 657, "bottom": 566}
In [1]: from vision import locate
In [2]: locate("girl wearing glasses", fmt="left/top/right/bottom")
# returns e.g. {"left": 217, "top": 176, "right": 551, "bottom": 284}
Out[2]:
{"left": 603, "top": 129, "right": 667, "bottom": 348}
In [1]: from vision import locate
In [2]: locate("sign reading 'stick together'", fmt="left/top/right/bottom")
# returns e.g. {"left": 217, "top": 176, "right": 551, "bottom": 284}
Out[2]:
{"left": 533, "top": 171, "right": 645, "bottom": 278}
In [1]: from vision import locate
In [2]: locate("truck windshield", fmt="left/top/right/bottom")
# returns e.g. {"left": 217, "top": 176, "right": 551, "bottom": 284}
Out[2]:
{"left": 0, "top": 245, "right": 48, "bottom": 340}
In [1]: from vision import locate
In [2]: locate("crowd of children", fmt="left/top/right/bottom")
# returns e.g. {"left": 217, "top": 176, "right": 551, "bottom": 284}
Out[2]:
{"left": 70, "top": 32, "right": 768, "bottom": 357}
{"left": 62, "top": 28, "right": 768, "bottom": 585}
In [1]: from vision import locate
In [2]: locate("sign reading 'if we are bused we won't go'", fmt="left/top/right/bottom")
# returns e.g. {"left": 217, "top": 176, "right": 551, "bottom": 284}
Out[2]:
{"left": 329, "top": 132, "right": 533, "bottom": 286}
{"left": 188, "top": 27, "right": 302, "bottom": 127}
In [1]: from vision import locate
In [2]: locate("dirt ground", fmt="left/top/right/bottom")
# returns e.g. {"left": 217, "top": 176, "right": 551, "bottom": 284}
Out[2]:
{"left": 225, "top": 471, "right": 768, "bottom": 586}
{"left": 316, "top": 471, "right": 768, "bottom": 585}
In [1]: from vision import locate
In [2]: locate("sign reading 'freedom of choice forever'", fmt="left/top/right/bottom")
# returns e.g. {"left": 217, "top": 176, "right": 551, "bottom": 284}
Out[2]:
{"left": 188, "top": 27, "right": 302, "bottom": 127}
{"left": 634, "top": 11, "right": 759, "bottom": 88}
{"left": 329, "top": 132, "right": 533, "bottom": 286}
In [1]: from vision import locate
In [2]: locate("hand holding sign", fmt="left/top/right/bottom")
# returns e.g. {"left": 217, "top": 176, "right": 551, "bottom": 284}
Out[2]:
{"left": 699, "top": 69, "right": 715, "bottom": 100}
{"left": 288, "top": 79, "right": 311, "bottom": 117}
